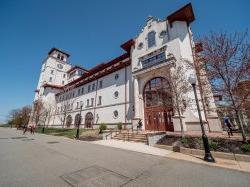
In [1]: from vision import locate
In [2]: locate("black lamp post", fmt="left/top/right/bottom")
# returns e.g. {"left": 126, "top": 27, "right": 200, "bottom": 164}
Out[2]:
{"left": 188, "top": 74, "right": 215, "bottom": 163}
{"left": 76, "top": 105, "right": 83, "bottom": 139}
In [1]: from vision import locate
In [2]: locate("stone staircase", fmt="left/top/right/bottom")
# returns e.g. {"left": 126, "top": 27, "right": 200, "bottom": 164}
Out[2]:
{"left": 112, "top": 131, "right": 148, "bottom": 144}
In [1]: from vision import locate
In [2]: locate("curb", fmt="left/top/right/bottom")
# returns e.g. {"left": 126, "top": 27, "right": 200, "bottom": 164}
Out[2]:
{"left": 155, "top": 144, "right": 250, "bottom": 162}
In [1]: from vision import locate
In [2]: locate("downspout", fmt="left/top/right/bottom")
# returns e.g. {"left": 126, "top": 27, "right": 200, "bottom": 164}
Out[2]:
{"left": 187, "top": 23, "right": 210, "bottom": 132}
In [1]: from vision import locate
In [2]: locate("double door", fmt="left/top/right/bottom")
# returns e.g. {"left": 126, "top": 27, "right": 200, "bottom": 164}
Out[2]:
{"left": 144, "top": 106, "right": 173, "bottom": 131}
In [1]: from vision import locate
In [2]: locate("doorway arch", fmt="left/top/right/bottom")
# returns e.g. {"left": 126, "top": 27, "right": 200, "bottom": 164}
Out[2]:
{"left": 85, "top": 112, "right": 93, "bottom": 128}
{"left": 74, "top": 114, "right": 82, "bottom": 127}
{"left": 66, "top": 115, "right": 72, "bottom": 128}
{"left": 143, "top": 77, "right": 174, "bottom": 131}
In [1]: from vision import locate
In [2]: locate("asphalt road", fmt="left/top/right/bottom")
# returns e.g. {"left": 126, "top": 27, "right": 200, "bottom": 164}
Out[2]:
{"left": 0, "top": 127, "right": 249, "bottom": 187}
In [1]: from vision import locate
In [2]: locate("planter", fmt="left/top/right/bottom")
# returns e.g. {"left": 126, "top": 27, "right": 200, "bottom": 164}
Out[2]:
{"left": 155, "top": 144, "right": 250, "bottom": 162}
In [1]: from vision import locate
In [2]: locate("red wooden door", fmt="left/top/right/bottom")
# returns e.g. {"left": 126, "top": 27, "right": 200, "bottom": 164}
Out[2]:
{"left": 143, "top": 77, "right": 174, "bottom": 132}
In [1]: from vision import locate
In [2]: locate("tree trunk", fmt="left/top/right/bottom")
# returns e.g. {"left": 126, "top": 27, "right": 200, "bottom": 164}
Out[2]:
{"left": 235, "top": 109, "right": 247, "bottom": 142}
{"left": 229, "top": 92, "right": 247, "bottom": 142}
{"left": 175, "top": 95, "right": 184, "bottom": 137}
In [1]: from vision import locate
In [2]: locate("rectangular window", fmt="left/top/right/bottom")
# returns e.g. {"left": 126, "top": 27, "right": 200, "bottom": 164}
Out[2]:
{"left": 91, "top": 98, "right": 94, "bottom": 106}
{"left": 72, "top": 91, "right": 75, "bottom": 97}
{"left": 88, "top": 85, "right": 91, "bottom": 92}
{"left": 63, "top": 74, "right": 66, "bottom": 78}
{"left": 98, "top": 96, "right": 102, "bottom": 105}
{"left": 81, "top": 87, "right": 84, "bottom": 94}
{"left": 51, "top": 70, "right": 54, "bottom": 74}
{"left": 78, "top": 89, "right": 81, "bottom": 95}
{"left": 148, "top": 31, "right": 156, "bottom": 48}
{"left": 62, "top": 81, "right": 64, "bottom": 85}
{"left": 87, "top": 99, "right": 89, "bottom": 107}
{"left": 99, "top": 80, "right": 102, "bottom": 89}
{"left": 49, "top": 77, "right": 52, "bottom": 82}
{"left": 92, "top": 83, "right": 95, "bottom": 91}
{"left": 76, "top": 102, "right": 79, "bottom": 109}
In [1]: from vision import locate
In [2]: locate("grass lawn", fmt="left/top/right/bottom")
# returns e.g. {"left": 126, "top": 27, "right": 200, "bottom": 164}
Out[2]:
{"left": 35, "top": 127, "right": 98, "bottom": 139}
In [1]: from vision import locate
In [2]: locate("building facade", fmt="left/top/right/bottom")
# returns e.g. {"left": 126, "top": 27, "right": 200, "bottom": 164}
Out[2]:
{"left": 30, "top": 3, "right": 222, "bottom": 132}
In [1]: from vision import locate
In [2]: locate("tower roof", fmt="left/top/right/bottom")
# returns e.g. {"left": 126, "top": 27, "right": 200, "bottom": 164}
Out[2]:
{"left": 48, "top": 47, "right": 70, "bottom": 57}
{"left": 167, "top": 3, "right": 195, "bottom": 26}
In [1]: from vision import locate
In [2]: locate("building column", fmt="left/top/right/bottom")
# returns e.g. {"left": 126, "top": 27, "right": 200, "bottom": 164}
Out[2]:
{"left": 133, "top": 76, "right": 140, "bottom": 118}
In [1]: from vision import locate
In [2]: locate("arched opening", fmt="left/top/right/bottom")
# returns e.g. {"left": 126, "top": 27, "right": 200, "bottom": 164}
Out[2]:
{"left": 74, "top": 114, "right": 82, "bottom": 127}
{"left": 143, "top": 77, "right": 174, "bottom": 131}
{"left": 85, "top": 112, "right": 93, "bottom": 128}
{"left": 66, "top": 115, "right": 72, "bottom": 128}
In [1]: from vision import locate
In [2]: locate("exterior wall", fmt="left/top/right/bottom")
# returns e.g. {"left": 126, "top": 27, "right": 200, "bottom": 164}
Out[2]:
{"left": 131, "top": 17, "right": 222, "bottom": 132}
{"left": 31, "top": 6, "right": 222, "bottom": 132}
{"left": 52, "top": 65, "right": 133, "bottom": 128}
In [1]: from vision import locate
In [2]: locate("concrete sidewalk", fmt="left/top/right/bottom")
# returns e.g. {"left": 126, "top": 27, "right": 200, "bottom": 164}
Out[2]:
{"left": 92, "top": 139, "right": 250, "bottom": 173}
{"left": 92, "top": 139, "right": 172, "bottom": 157}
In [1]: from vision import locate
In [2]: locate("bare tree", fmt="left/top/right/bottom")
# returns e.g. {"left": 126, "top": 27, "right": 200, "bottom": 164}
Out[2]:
{"left": 58, "top": 99, "right": 75, "bottom": 128}
{"left": 200, "top": 31, "right": 250, "bottom": 142}
{"left": 7, "top": 109, "right": 20, "bottom": 128}
{"left": 20, "top": 106, "right": 32, "bottom": 126}
{"left": 7, "top": 106, "right": 31, "bottom": 128}
{"left": 31, "top": 99, "right": 46, "bottom": 126}
{"left": 43, "top": 102, "right": 56, "bottom": 128}
{"left": 169, "top": 61, "right": 192, "bottom": 137}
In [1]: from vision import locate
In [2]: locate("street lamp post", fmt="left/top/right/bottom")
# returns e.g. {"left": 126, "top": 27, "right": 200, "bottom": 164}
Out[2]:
{"left": 76, "top": 105, "right": 83, "bottom": 139}
{"left": 188, "top": 74, "right": 215, "bottom": 163}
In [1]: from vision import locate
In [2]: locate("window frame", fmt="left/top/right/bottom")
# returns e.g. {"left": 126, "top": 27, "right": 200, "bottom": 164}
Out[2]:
{"left": 147, "top": 31, "right": 156, "bottom": 48}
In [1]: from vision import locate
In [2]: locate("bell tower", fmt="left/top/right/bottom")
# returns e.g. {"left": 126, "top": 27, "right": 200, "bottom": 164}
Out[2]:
{"left": 34, "top": 48, "right": 72, "bottom": 101}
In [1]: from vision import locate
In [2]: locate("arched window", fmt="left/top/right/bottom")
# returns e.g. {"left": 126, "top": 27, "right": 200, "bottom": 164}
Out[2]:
{"left": 147, "top": 31, "right": 156, "bottom": 48}
{"left": 144, "top": 77, "right": 172, "bottom": 108}
{"left": 74, "top": 114, "right": 82, "bottom": 127}
{"left": 85, "top": 112, "right": 94, "bottom": 128}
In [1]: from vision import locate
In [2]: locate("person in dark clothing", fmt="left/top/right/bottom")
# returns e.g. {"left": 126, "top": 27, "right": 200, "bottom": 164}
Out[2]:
{"left": 224, "top": 116, "right": 233, "bottom": 137}
{"left": 23, "top": 125, "right": 28, "bottom": 135}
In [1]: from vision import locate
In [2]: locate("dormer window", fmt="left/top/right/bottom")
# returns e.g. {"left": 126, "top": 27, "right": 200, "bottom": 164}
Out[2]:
{"left": 147, "top": 31, "right": 156, "bottom": 48}
{"left": 159, "top": 30, "right": 167, "bottom": 38}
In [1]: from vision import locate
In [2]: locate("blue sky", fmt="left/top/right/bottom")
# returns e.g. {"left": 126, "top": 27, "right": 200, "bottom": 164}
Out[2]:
{"left": 0, "top": 0, "right": 249, "bottom": 123}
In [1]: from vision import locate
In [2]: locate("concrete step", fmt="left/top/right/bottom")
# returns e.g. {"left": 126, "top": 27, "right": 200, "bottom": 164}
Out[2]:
{"left": 113, "top": 132, "right": 148, "bottom": 143}
{"left": 114, "top": 134, "right": 146, "bottom": 139}
{"left": 113, "top": 137, "right": 148, "bottom": 143}
{"left": 113, "top": 136, "right": 147, "bottom": 141}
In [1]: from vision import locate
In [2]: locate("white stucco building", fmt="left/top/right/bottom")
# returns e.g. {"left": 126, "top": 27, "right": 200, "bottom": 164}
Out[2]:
{"left": 30, "top": 3, "right": 222, "bottom": 132}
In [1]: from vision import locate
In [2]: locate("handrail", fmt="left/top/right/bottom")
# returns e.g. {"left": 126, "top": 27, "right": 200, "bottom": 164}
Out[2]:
{"left": 104, "top": 129, "right": 119, "bottom": 140}
{"left": 105, "top": 130, "right": 113, "bottom": 140}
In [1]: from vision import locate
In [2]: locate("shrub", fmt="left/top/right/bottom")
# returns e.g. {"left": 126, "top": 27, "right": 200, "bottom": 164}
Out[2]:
{"left": 241, "top": 144, "right": 250, "bottom": 152}
{"left": 117, "top": 123, "right": 122, "bottom": 130}
{"left": 99, "top": 123, "right": 107, "bottom": 133}
{"left": 209, "top": 141, "right": 218, "bottom": 151}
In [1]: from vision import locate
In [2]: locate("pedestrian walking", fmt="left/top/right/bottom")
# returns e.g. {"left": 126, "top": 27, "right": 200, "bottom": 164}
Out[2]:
{"left": 30, "top": 124, "right": 35, "bottom": 135}
{"left": 23, "top": 125, "right": 28, "bottom": 135}
{"left": 224, "top": 116, "right": 233, "bottom": 137}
